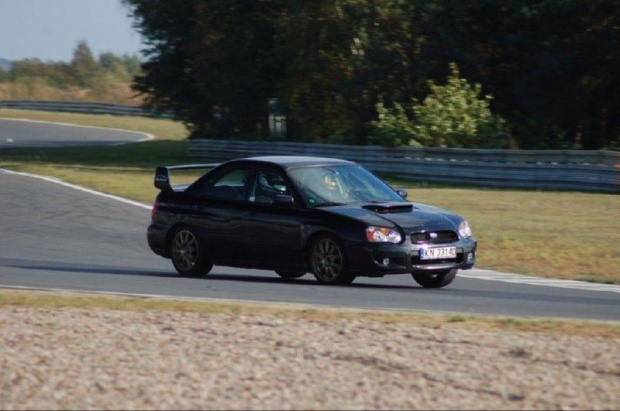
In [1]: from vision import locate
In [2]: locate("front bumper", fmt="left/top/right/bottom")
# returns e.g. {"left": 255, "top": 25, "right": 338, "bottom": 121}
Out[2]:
{"left": 347, "top": 237, "right": 477, "bottom": 277}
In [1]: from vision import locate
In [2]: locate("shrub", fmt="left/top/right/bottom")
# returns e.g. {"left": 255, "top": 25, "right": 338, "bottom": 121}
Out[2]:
{"left": 412, "top": 63, "right": 507, "bottom": 148}
{"left": 369, "top": 102, "right": 420, "bottom": 147}
{"left": 369, "top": 63, "right": 508, "bottom": 148}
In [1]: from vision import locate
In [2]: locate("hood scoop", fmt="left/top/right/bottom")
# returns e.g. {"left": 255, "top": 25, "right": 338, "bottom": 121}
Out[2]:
{"left": 362, "top": 202, "right": 414, "bottom": 214}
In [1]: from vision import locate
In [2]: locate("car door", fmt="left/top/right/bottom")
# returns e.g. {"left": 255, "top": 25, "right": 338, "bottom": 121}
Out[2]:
{"left": 240, "top": 168, "right": 307, "bottom": 269}
{"left": 191, "top": 166, "right": 252, "bottom": 265}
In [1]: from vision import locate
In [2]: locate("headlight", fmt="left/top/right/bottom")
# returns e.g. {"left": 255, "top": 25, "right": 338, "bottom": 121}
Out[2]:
{"left": 458, "top": 221, "right": 472, "bottom": 239}
{"left": 366, "top": 226, "right": 402, "bottom": 243}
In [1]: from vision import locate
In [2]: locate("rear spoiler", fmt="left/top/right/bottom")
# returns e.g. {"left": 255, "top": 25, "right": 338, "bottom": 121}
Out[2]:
{"left": 155, "top": 163, "right": 220, "bottom": 192}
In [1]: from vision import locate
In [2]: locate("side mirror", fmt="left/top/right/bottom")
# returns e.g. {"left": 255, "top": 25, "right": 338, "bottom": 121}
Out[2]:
{"left": 273, "top": 194, "right": 295, "bottom": 205}
{"left": 396, "top": 189, "right": 408, "bottom": 199}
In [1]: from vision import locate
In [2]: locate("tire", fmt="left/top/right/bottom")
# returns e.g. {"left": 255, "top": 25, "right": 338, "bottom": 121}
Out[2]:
{"left": 170, "top": 227, "right": 213, "bottom": 277}
{"left": 309, "top": 235, "right": 355, "bottom": 285}
{"left": 412, "top": 269, "right": 457, "bottom": 288}
{"left": 275, "top": 270, "right": 306, "bottom": 279}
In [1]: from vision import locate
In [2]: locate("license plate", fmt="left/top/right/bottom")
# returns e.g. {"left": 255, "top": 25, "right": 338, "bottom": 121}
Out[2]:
{"left": 420, "top": 247, "right": 457, "bottom": 260}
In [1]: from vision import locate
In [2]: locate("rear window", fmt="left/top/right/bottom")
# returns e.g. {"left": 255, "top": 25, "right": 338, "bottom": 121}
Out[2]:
{"left": 201, "top": 168, "right": 250, "bottom": 201}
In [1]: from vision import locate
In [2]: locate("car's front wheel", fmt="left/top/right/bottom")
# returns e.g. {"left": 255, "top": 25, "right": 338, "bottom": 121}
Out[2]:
{"left": 170, "top": 227, "right": 213, "bottom": 277}
{"left": 310, "top": 235, "right": 355, "bottom": 285}
{"left": 412, "top": 269, "right": 457, "bottom": 288}
{"left": 275, "top": 270, "right": 306, "bottom": 279}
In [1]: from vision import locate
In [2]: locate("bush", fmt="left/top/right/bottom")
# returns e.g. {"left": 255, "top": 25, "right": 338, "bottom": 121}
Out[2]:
{"left": 369, "top": 102, "right": 420, "bottom": 147}
{"left": 412, "top": 63, "right": 507, "bottom": 148}
{"left": 369, "top": 64, "right": 508, "bottom": 148}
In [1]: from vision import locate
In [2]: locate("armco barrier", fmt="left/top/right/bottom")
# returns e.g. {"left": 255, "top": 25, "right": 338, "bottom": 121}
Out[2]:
{"left": 190, "top": 139, "right": 620, "bottom": 193}
{"left": 0, "top": 100, "right": 172, "bottom": 118}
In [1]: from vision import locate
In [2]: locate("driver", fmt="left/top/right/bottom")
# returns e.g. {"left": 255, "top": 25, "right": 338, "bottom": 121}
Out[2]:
{"left": 323, "top": 174, "right": 337, "bottom": 191}
{"left": 319, "top": 171, "right": 346, "bottom": 201}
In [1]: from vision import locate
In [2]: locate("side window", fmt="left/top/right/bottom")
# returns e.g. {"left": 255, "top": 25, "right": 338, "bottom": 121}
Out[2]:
{"left": 202, "top": 168, "right": 250, "bottom": 201}
{"left": 250, "top": 170, "right": 291, "bottom": 204}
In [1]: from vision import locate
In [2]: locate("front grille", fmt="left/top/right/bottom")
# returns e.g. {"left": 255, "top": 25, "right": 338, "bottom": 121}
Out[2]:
{"left": 411, "top": 230, "right": 458, "bottom": 244}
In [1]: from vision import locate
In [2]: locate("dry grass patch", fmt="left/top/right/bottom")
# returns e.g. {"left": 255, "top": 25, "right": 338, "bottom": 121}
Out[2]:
{"left": 1, "top": 289, "right": 618, "bottom": 339}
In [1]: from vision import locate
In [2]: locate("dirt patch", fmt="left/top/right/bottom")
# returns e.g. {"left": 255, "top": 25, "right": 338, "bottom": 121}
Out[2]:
{"left": 1, "top": 306, "right": 618, "bottom": 410}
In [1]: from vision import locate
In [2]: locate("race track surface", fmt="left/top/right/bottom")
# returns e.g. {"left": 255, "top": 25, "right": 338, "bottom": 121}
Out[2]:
{"left": 0, "top": 118, "right": 149, "bottom": 147}
{"left": 1, "top": 171, "right": 618, "bottom": 321}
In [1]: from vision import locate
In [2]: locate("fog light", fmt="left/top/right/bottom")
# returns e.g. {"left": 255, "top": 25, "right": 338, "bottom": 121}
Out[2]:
{"left": 382, "top": 258, "right": 390, "bottom": 266}
{"left": 467, "top": 252, "right": 475, "bottom": 263}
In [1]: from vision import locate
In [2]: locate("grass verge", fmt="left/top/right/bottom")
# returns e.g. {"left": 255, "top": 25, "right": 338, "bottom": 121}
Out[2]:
{"left": 1, "top": 108, "right": 619, "bottom": 282}
{"left": 1, "top": 289, "right": 619, "bottom": 338}
{"left": 382, "top": 183, "right": 620, "bottom": 284}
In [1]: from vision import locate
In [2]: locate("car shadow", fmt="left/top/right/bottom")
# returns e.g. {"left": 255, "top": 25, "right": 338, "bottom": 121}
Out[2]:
{"left": 3, "top": 258, "right": 419, "bottom": 290}
{"left": 4, "top": 261, "right": 417, "bottom": 289}
{"left": 3, "top": 260, "right": 176, "bottom": 278}
{"left": 203, "top": 273, "right": 620, "bottom": 306}
{"left": 205, "top": 273, "right": 420, "bottom": 290}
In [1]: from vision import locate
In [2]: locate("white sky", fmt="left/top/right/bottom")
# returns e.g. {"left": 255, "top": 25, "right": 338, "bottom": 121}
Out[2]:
{"left": 0, "top": 0, "right": 143, "bottom": 61}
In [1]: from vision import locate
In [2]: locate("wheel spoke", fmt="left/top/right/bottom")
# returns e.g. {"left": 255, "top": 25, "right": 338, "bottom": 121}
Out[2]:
{"left": 312, "top": 238, "right": 347, "bottom": 282}
{"left": 327, "top": 242, "right": 335, "bottom": 256}
{"left": 173, "top": 230, "right": 199, "bottom": 272}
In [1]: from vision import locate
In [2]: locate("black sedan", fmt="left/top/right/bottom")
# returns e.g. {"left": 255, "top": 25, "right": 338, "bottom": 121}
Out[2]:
{"left": 147, "top": 156, "right": 477, "bottom": 288}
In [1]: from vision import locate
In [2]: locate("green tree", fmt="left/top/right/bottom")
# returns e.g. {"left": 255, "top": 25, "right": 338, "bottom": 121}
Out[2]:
{"left": 123, "top": 0, "right": 619, "bottom": 148}
{"left": 275, "top": 1, "right": 359, "bottom": 143}
{"left": 99, "top": 52, "right": 127, "bottom": 79}
{"left": 121, "top": 55, "right": 142, "bottom": 77}
{"left": 125, "top": 0, "right": 283, "bottom": 139}
{"left": 70, "top": 41, "right": 102, "bottom": 88}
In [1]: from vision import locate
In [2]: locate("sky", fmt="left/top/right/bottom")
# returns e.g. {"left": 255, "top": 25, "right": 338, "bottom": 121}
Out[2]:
{"left": 0, "top": 0, "right": 144, "bottom": 62}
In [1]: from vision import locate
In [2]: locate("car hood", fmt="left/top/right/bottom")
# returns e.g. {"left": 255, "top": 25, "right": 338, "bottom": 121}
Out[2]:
{"left": 320, "top": 202, "right": 461, "bottom": 232}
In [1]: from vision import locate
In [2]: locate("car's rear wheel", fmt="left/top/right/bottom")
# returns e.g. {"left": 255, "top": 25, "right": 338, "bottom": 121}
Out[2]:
{"left": 310, "top": 235, "right": 355, "bottom": 285}
{"left": 412, "top": 269, "right": 457, "bottom": 288}
{"left": 170, "top": 227, "right": 213, "bottom": 277}
{"left": 275, "top": 270, "right": 306, "bottom": 279}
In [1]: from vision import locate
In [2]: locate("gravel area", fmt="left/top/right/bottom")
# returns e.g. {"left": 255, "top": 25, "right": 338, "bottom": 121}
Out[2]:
{"left": 1, "top": 306, "right": 619, "bottom": 410}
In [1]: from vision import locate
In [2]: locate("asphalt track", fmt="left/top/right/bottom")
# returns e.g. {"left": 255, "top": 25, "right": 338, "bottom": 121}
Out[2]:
{"left": 0, "top": 118, "right": 150, "bottom": 148}
{"left": 0, "top": 119, "right": 619, "bottom": 321}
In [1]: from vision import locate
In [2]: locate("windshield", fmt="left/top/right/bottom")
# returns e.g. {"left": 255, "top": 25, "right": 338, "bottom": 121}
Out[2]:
{"left": 288, "top": 165, "right": 405, "bottom": 207}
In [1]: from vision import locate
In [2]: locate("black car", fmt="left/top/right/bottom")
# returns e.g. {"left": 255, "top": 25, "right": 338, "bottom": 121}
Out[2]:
{"left": 147, "top": 156, "right": 477, "bottom": 288}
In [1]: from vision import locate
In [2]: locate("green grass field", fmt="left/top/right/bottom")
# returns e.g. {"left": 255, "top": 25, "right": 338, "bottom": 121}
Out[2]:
{"left": 1, "top": 108, "right": 619, "bottom": 283}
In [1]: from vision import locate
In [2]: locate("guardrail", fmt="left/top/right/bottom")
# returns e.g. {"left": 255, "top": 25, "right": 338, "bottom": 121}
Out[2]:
{"left": 190, "top": 139, "right": 620, "bottom": 193}
{"left": 0, "top": 100, "right": 172, "bottom": 118}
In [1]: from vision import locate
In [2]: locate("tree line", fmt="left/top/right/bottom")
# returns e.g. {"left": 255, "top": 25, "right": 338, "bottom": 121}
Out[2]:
{"left": 130, "top": 1, "right": 615, "bottom": 149}
{"left": 0, "top": 41, "right": 142, "bottom": 105}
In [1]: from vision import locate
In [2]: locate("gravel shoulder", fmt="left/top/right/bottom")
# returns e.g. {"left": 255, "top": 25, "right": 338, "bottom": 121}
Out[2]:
{"left": 1, "top": 296, "right": 619, "bottom": 410}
